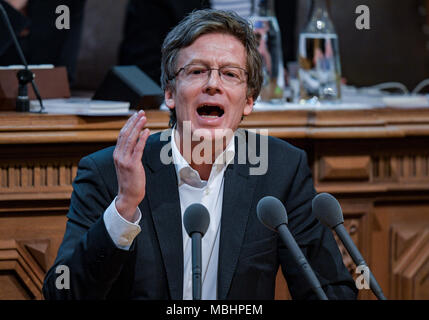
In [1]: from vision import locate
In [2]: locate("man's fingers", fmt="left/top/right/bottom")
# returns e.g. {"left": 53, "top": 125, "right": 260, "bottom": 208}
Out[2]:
{"left": 117, "top": 110, "right": 145, "bottom": 147}
{"left": 114, "top": 110, "right": 146, "bottom": 165}
{"left": 132, "top": 128, "right": 151, "bottom": 160}
{"left": 117, "top": 112, "right": 139, "bottom": 146}
{"left": 124, "top": 111, "right": 145, "bottom": 135}
{"left": 124, "top": 114, "right": 147, "bottom": 155}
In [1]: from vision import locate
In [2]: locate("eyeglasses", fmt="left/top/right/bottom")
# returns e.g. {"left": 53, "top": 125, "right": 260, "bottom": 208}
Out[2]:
{"left": 172, "top": 64, "right": 248, "bottom": 85}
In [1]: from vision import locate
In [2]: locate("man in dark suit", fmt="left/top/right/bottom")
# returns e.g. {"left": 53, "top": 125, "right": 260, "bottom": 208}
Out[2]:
{"left": 43, "top": 9, "right": 357, "bottom": 300}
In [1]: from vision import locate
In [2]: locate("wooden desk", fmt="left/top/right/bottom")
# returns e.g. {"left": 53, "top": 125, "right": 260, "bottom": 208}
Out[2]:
{"left": 0, "top": 107, "right": 428, "bottom": 300}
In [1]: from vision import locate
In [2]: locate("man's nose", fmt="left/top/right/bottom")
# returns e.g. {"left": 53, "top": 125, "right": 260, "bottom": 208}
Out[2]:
{"left": 203, "top": 69, "right": 223, "bottom": 94}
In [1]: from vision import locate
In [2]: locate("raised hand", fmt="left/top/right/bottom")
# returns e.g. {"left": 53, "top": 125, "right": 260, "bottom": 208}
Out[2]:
{"left": 113, "top": 110, "right": 150, "bottom": 222}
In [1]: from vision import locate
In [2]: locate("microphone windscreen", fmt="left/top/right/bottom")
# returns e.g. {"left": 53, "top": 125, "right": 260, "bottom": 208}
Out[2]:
{"left": 256, "top": 196, "right": 288, "bottom": 231}
{"left": 183, "top": 203, "right": 210, "bottom": 237}
{"left": 312, "top": 193, "right": 344, "bottom": 228}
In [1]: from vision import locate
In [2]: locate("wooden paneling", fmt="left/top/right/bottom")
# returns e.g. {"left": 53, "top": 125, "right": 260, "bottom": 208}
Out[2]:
{"left": 372, "top": 203, "right": 429, "bottom": 300}
{"left": 318, "top": 156, "right": 371, "bottom": 181}
{"left": 0, "top": 240, "right": 45, "bottom": 300}
{"left": 0, "top": 108, "right": 429, "bottom": 300}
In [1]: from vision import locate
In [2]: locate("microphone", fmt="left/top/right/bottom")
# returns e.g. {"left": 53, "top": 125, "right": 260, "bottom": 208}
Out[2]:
{"left": 312, "top": 193, "right": 387, "bottom": 300}
{"left": 183, "top": 203, "right": 210, "bottom": 300}
{"left": 256, "top": 196, "right": 328, "bottom": 300}
{"left": 0, "top": 3, "right": 44, "bottom": 113}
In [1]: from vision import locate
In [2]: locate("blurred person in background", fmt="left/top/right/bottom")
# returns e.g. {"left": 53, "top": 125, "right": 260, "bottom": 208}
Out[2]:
{"left": 0, "top": 0, "right": 86, "bottom": 84}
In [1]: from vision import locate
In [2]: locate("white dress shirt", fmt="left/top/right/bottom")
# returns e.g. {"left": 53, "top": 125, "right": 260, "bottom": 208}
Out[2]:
{"left": 103, "top": 129, "right": 235, "bottom": 300}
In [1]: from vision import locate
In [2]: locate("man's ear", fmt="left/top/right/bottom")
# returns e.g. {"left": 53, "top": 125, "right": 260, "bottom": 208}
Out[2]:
{"left": 243, "top": 95, "right": 254, "bottom": 116}
{"left": 165, "top": 88, "right": 175, "bottom": 110}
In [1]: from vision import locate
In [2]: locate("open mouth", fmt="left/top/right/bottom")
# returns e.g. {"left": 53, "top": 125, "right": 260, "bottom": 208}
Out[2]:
{"left": 197, "top": 105, "right": 225, "bottom": 118}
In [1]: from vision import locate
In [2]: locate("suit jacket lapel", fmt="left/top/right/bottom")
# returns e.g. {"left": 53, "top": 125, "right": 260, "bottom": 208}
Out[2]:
{"left": 217, "top": 130, "right": 259, "bottom": 299}
{"left": 144, "top": 130, "right": 183, "bottom": 299}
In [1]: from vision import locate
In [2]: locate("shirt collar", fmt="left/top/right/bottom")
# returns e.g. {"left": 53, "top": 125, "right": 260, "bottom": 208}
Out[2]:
{"left": 171, "top": 126, "right": 235, "bottom": 186}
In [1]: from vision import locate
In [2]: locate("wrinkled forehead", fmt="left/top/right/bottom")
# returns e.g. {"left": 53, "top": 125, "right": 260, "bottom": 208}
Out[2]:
{"left": 176, "top": 33, "right": 248, "bottom": 68}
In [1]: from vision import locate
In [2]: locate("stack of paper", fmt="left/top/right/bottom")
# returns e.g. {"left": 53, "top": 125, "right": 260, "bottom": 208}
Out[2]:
{"left": 30, "top": 98, "right": 132, "bottom": 116}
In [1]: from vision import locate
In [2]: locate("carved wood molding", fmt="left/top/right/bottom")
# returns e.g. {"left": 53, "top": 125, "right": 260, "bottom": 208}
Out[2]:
{"left": 390, "top": 225, "right": 429, "bottom": 299}
{"left": 319, "top": 156, "right": 370, "bottom": 181}
{"left": 0, "top": 239, "right": 50, "bottom": 300}
{"left": 0, "top": 160, "right": 76, "bottom": 201}
{"left": 317, "top": 153, "right": 429, "bottom": 182}
{"left": 316, "top": 152, "right": 429, "bottom": 194}
{"left": 373, "top": 154, "right": 429, "bottom": 182}
{"left": 1, "top": 108, "right": 429, "bottom": 143}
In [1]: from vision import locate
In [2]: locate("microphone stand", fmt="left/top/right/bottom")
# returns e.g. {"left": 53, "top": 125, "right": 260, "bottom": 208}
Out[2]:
{"left": 191, "top": 232, "right": 203, "bottom": 300}
{"left": 277, "top": 224, "right": 328, "bottom": 300}
{"left": 334, "top": 223, "right": 386, "bottom": 300}
{"left": 0, "top": 3, "right": 45, "bottom": 113}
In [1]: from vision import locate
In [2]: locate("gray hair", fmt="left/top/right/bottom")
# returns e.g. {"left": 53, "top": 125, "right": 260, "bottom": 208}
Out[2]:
{"left": 160, "top": 9, "right": 263, "bottom": 127}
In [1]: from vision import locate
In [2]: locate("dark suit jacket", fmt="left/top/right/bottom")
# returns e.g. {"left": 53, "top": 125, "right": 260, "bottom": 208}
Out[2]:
{"left": 43, "top": 130, "right": 357, "bottom": 300}
{"left": 118, "top": 0, "right": 297, "bottom": 85}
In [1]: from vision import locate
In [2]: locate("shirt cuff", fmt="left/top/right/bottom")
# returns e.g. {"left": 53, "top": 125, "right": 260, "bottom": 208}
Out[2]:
{"left": 103, "top": 197, "right": 142, "bottom": 250}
